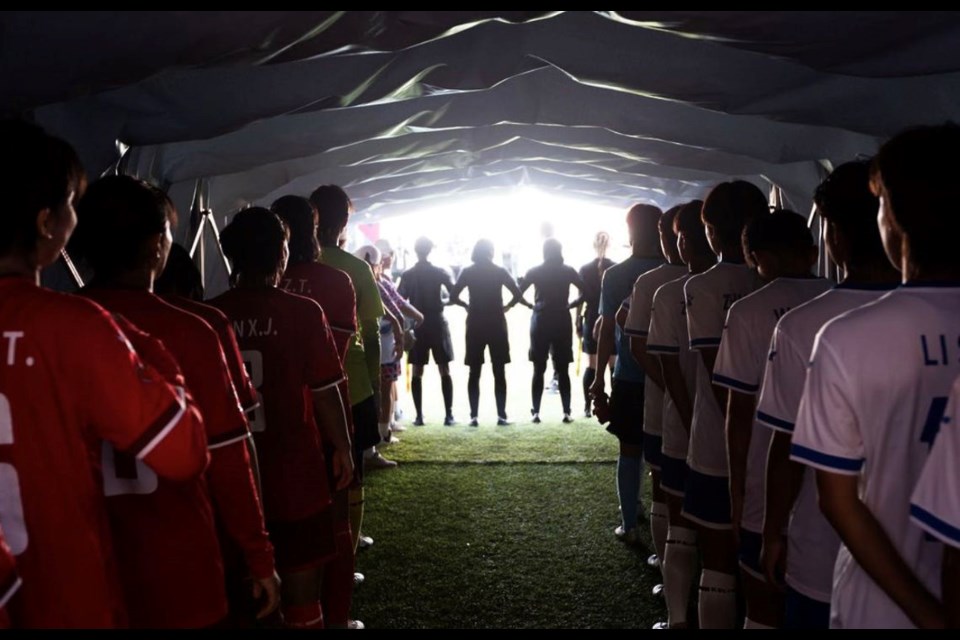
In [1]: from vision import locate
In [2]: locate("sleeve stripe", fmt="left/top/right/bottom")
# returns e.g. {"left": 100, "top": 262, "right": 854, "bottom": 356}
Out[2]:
{"left": 0, "top": 575, "right": 21, "bottom": 609}
{"left": 331, "top": 326, "right": 355, "bottom": 335}
{"left": 647, "top": 344, "right": 680, "bottom": 354}
{"left": 623, "top": 328, "right": 649, "bottom": 337}
{"left": 310, "top": 376, "right": 347, "bottom": 393}
{"left": 690, "top": 337, "right": 721, "bottom": 348}
{"left": 910, "top": 504, "right": 960, "bottom": 548}
{"left": 208, "top": 428, "right": 252, "bottom": 451}
{"left": 790, "top": 444, "right": 864, "bottom": 473}
{"left": 133, "top": 386, "right": 188, "bottom": 460}
{"left": 242, "top": 401, "right": 261, "bottom": 414}
{"left": 756, "top": 411, "right": 795, "bottom": 432}
{"left": 712, "top": 373, "right": 760, "bottom": 394}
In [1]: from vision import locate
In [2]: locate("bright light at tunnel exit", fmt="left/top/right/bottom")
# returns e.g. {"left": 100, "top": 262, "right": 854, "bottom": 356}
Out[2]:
{"left": 346, "top": 188, "right": 635, "bottom": 277}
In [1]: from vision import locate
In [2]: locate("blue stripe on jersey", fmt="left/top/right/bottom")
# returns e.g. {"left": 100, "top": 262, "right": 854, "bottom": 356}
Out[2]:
{"left": 623, "top": 328, "right": 648, "bottom": 337}
{"left": 756, "top": 411, "right": 794, "bottom": 433}
{"left": 690, "top": 337, "right": 721, "bottom": 348}
{"left": 712, "top": 373, "right": 760, "bottom": 393}
{"left": 790, "top": 444, "right": 864, "bottom": 473}
{"left": 647, "top": 344, "right": 680, "bottom": 354}
{"left": 910, "top": 504, "right": 960, "bottom": 546}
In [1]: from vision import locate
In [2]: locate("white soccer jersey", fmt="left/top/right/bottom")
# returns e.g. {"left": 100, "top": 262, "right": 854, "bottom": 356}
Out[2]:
{"left": 757, "top": 284, "right": 894, "bottom": 603}
{"left": 791, "top": 284, "right": 960, "bottom": 629}
{"left": 684, "top": 262, "right": 760, "bottom": 476}
{"left": 911, "top": 375, "right": 960, "bottom": 550}
{"left": 625, "top": 264, "right": 687, "bottom": 437}
{"left": 648, "top": 275, "right": 697, "bottom": 459}
{"left": 713, "top": 277, "right": 831, "bottom": 533}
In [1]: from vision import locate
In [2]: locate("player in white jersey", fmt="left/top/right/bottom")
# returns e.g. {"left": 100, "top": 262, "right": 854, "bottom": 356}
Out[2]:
{"left": 683, "top": 181, "right": 767, "bottom": 628}
{"left": 624, "top": 206, "right": 687, "bottom": 581}
{"left": 791, "top": 125, "right": 960, "bottom": 629}
{"left": 647, "top": 199, "right": 711, "bottom": 628}
{"left": 757, "top": 161, "right": 900, "bottom": 629}
{"left": 713, "top": 210, "right": 829, "bottom": 628}
{"left": 911, "top": 374, "right": 960, "bottom": 628}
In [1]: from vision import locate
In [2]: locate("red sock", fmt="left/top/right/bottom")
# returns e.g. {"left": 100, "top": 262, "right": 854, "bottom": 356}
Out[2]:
{"left": 283, "top": 602, "right": 324, "bottom": 629}
{"left": 321, "top": 530, "right": 355, "bottom": 626}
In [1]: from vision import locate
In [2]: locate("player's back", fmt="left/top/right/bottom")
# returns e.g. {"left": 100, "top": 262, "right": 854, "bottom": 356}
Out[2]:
{"left": 283, "top": 261, "right": 357, "bottom": 362}
{"left": 211, "top": 287, "right": 344, "bottom": 524}
{"left": 793, "top": 284, "right": 960, "bottom": 627}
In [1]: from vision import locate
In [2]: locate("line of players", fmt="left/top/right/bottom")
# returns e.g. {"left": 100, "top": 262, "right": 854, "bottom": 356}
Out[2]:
{"left": 593, "top": 124, "right": 960, "bottom": 629}
{"left": 0, "top": 121, "right": 381, "bottom": 628}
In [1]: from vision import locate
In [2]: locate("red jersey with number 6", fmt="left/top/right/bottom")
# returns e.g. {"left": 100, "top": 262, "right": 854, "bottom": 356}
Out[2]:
{"left": 0, "top": 277, "right": 207, "bottom": 628}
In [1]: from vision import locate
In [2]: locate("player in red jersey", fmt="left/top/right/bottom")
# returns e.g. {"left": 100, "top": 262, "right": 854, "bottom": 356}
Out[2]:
{"left": 156, "top": 244, "right": 259, "bottom": 413}
{"left": 271, "top": 194, "right": 358, "bottom": 627}
{"left": 212, "top": 207, "right": 354, "bottom": 629}
{"left": 0, "top": 120, "right": 208, "bottom": 628}
{"left": 73, "top": 176, "right": 278, "bottom": 627}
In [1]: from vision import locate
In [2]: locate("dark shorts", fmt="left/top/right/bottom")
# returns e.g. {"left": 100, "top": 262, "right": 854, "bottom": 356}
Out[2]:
{"left": 465, "top": 316, "right": 510, "bottom": 367}
{"left": 268, "top": 507, "right": 337, "bottom": 573}
{"left": 581, "top": 312, "right": 599, "bottom": 355}
{"left": 643, "top": 433, "right": 663, "bottom": 471}
{"left": 682, "top": 468, "right": 733, "bottom": 530}
{"left": 785, "top": 586, "right": 830, "bottom": 630}
{"left": 408, "top": 315, "right": 453, "bottom": 366}
{"left": 660, "top": 454, "right": 689, "bottom": 497}
{"left": 738, "top": 527, "right": 765, "bottom": 581}
{"left": 605, "top": 379, "right": 645, "bottom": 446}
{"left": 529, "top": 311, "right": 574, "bottom": 365}
{"left": 352, "top": 396, "right": 380, "bottom": 476}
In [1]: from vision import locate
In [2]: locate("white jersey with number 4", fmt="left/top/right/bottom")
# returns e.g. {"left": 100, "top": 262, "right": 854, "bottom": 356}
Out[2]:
{"left": 713, "top": 277, "right": 831, "bottom": 534}
{"left": 684, "top": 262, "right": 760, "bottom": 476}
{"left": 625, "top": 264, "right": 687, "bottom": 438}
{"left": 791, "top": 285, "right": 960, "bottom": 629}
{"left": 911, "top": 374, "right": 960, "bottom": 550}
{"left": 757, "top": 284, "right": 894, "bottom": 604}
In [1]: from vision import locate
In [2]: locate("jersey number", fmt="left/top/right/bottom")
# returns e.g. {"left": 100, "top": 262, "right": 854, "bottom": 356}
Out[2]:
{"left": 242, "top": 350, "right": 266, "bottom": 433}
{"left": 0, "top": 394, "right": 27, "bottom": 554}
{"left": 920, "top": 396, "right": 949, "bottom": 450}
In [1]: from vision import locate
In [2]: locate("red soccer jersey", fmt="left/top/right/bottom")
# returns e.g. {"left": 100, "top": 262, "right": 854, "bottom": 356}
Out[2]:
{"left": 0, "top": 277, "right": 206, "bottom": 628}
{"left": 283, "top": 262, "right": 357, "bottom": 363}
{"left": 163, "top": 295, "right": 259, "bottom": 412}
{"left": 82, "top": 287, "right": 272, "bottom": 627}
{"left": 210, "top": 287, "right": 345, "bottom": 523}
{"left": 0, "top": 526, "right": 20, "bottom": 629}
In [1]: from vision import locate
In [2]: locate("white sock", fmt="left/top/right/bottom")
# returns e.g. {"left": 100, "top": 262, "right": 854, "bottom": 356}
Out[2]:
{"left": 363, "top": 446, "right": 376, "bottom": 459}
{"left": 698, "top": 569, "right": 738, "bottom": 629}
{"left": 650, "top": 502, "right": 668, "bottom": 572}
{"left": 378, "top": 421, "right": 391, "bottom": 441}
{"left": 744, "top": 618, "right": 775, "bottom": 629}
{"left": 663, "top": 526, "right": 698, "bottom": 627}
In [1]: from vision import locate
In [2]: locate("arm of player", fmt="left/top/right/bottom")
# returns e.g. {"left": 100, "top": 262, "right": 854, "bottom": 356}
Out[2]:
{"left": 502, "top": 270, "right": 526, "bottom": 311}
{"left": 760, "top": 430, "right": 804, "bottom": 587}
{"left": 400, "top": 298, "right": 424, "bottom": 327}
{"left": 817, "top": 470, "right": 944, "bottom": 628}
{"left": 383, "top": 306, "right": 404, "bottom": 361}
{"left": 567, "top": 272, "right": 585, "bottom": 311}
{"left": 659, "top": 354, "right": 693, "bottom": 435}
{"left": 630, "top": 336, "right": 664, "bottom": 390}
{"left": 312, "top": 384, "right": 355, "bottom": 491}
{"left": 724, "top": 389, "right": 755, "bottom": 537}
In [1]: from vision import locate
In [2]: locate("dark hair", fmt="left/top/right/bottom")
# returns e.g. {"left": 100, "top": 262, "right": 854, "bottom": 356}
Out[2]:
{"left": 73, "top": 175, "right": 175, "bottom": 278}
{"left": 155, "top": 243, "right": 203, "bottom": 300}
{"left": 659, "top": 205, "right": 682, "bottom": 238}
{"left": 742, "top": 209, "right": 813, "bottom": 257}
{"left": 471, "top": 238, "right": 494, "bottom": 264}
{"left": 310, "top": 184, "right": 352, "bottom": 234}
{"left": 543, "top": 238, "right": 563, "bottom": 264}
{"left": 672, "top": 199, "right": 711, "bottom": 256}
{"left": 1, "top": 120, "right": 85, "bottom": 257}
{"left": 815, "top": 161, "right": 886, "bottom": 266}
{"left": 221, "top": 207, "right": 288, "bottom": 285}
{"left": 872, "top": 124, "right": 960, "bottom": 269}
{"left": 701, "top": 180, "right": 768, "bottom": 246}
{"left": 626, "top": 203, "right": 661, "bottom": 233}
{"left": 414, "top": 236, "right": 434, "bottom": 258}
{"left": 271, "top": 195, "right": 318, "bottom": 265}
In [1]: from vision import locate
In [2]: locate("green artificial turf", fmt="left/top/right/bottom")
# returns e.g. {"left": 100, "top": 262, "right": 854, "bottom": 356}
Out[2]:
{"left": 353, "top": 420, "right": 665, "bottom": 628}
